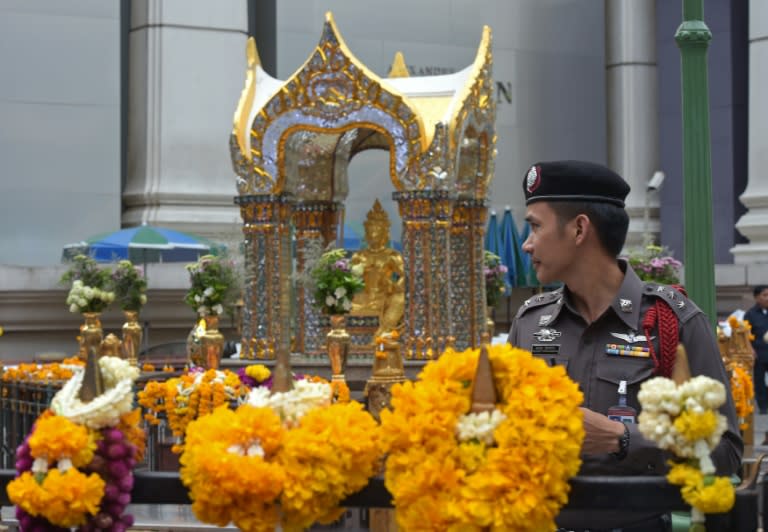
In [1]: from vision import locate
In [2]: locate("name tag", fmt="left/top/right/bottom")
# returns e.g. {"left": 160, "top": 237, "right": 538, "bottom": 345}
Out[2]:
{"left": 532, "top": 344, "right": 560, "bottom": 356}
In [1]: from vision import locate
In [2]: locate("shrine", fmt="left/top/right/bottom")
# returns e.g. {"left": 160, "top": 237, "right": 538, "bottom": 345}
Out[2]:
{"left": 229, "top": 12, "right": 497, "bottom": 361}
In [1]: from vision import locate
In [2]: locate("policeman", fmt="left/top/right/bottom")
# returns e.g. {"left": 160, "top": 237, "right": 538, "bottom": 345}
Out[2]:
{"left": 507, "top": 160, "right": 742, "bottom": 531}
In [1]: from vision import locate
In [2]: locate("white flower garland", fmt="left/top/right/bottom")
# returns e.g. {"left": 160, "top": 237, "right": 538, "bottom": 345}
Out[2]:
{"left": 456, "top": 409, "right": 508, "bottom": 445}
{"left": 51, "top": 356, "right": 139, "bottom": 429}
{"left": 638, "top": 375, "right": 727, "bottom": 474}
{"left": 247, "top": 379, "right": 331, "bottom": 427}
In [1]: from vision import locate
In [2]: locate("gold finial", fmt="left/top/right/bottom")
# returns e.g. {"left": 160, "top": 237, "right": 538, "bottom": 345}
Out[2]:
{"left": 79, "top": 346, "right": 104, "bottom": 403}
{"left": 470, "top": 346, "right": 498, "bottom": 414}
{"left": 232, "top": 37, "right": 260, "bottom": 159}
{"left": 246, "top": 36, "right": 260, "bottom": 69}
{"left": 388, "top": 51, "right": 410, "bottom": 78}
{"left": 364, "top": 199, "right": 390, "bottom": 227}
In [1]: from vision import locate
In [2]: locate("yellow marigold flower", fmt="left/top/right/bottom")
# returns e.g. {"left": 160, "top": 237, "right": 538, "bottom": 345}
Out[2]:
{"left": 28, "top": 415, "right": 95, "bottom": 467}
{"left": 245, "top": 364, "right": 271, "bottom": 382}
{"left": 181, "top": 399, "right": 380, "bottom": 531}
{"left": 673, "top": 410, "right": 718, "bottom": 441}
{"left": 667, "top": 462, "right": 703, "bottom": 487}
{"left": 381, "top": 344, "right": 584, "bottom": 531}
{"left": 118, "top": 408, "right": 147, "bottom": 462}
{"left": 730, "top": 365, "right": 754, "bottom": 429}
{"left": 8, "top": 469, "right": 105, "bottom": 528}
{"left": 686, "top": 476, "right": 735, "bottom": 514}
{"left": 39, "top": 469, "right": 105, "bottom": 527}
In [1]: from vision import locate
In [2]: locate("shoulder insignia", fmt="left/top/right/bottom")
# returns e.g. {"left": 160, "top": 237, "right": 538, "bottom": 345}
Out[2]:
{"left": 515, "top": 289, "right": 562, "bottom": 319}
{"left": 643, "top": 283, "right": 699, "bottom": 323}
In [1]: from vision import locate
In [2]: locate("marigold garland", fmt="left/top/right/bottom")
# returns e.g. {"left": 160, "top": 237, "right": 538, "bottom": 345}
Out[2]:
{"left": 729, "top": 364, "right": 754, "bottom": 430}
{"left": 1, "top": 360, "right": 83, "bottom": 382}
{"left": 380, "top": 344, "right": 584, "bottom": 531}
{"left": 6, "top": 357, "right": 144, "bottom": 530}
{"left": 180, "top": 399, "right": 380, "bottom": 532}
{"left": 137, "top": 368, "right": 249, "bottom": 452}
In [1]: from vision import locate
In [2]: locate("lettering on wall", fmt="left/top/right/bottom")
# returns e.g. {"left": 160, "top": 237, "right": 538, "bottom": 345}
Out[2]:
{"left": 394, "top": 65, "right": 513, "bottom": 105}
{"left": 496, "top": 81, "right": 512, "bottom": 104}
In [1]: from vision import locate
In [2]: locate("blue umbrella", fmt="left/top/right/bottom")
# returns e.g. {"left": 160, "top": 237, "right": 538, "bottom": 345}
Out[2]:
{"left": 500, "top": 207, "right": 526, "bottom": 287}
{"left": 485, "top": 211, "right": 501, "bottom": 257}
{"left": 62, "top": 225, "right": 219, "bottom": 264}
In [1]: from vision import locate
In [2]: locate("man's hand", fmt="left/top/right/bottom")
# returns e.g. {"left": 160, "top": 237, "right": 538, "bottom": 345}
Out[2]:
{"left": 580, "top": 407, "right": 626, "bottom": 454}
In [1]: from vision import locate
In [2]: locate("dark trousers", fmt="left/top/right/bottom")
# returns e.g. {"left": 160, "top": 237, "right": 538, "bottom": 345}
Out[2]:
{"left": 755, "top": 357, "right": 768, "bottom": 413}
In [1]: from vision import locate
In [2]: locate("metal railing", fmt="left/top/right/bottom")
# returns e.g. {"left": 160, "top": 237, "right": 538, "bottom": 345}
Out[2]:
{"left": 0, "top": 470, "right": 759, "bottom": 531}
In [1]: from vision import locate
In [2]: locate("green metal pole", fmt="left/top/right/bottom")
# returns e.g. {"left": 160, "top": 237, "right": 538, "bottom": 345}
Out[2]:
{"left": 675, "top": 0, "right": 716, "bottom": 329}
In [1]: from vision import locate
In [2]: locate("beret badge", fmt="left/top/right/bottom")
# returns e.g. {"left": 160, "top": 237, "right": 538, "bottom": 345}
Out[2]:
{"left": 526, "top": 165, "right": 541, "bottom": 194}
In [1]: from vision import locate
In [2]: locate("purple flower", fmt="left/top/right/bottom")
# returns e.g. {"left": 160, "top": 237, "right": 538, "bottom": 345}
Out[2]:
{"left": 333, "top": 259, "right": 350, "bottom": 272}
{"left": 237, "top": 367, "right": 257, "bottom": 388}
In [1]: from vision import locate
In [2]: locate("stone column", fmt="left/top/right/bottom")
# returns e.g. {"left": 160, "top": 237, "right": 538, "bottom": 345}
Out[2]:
{"left": 732, "top": 1, "right": 768, "bottom": 263}
{"left": 605, "top": 0, "right": 660, "bottom": 248}
{"left": 236, "top": 194, "right": 293, "bottom": 359}
{"left": 450, "top": 199, "right": 488, "bottom": 350}
{"left": 292, "top": 202, "right": 339, "bottom": 355}
{"left": 124, "top": 0, "right": 247, "bottom": 237}
{"left": 394, "top": 191, "right": 454, "bottom": 359}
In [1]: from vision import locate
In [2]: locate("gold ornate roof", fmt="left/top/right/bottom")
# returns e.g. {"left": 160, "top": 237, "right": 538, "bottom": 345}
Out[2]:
{"left": 230, "top": 12, "right": 496, "bottom": 199}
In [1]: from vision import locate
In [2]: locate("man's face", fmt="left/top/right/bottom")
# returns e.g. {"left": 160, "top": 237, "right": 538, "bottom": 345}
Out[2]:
{"left": 756, "top": 289, "right": 768, "bottom": 309}
{"left": 522, "top": 202, "right": 575, "bottom": 285}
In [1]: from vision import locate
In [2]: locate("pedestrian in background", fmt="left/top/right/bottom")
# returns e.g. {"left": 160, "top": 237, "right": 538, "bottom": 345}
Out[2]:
{"left": 744, "top": 285, "right": 768, "bottom": 415}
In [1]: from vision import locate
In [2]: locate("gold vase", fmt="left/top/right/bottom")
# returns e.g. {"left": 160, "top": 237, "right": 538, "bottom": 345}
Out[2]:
{"left": 486, "top": 306, "right": 495, "bottom": 343}
{"left": 200, "top": 315, "right": 225, "bottom": 370}
{"left": 327, "top": 314, "right": 350, "bottom": 382}
{"left": 121, "top": 310, "right": 142, "bottom": 366}
{"left": 80, "top": 312, "right": 103, "bottom": 360}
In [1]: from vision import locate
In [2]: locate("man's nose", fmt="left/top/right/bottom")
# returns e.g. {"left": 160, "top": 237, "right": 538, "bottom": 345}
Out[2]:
{"left": 522, "top": 235, "right": 533, "bottom": 254}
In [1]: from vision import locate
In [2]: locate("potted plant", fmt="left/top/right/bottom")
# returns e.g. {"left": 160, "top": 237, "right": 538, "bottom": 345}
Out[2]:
{"left": 111, "top": 260, "right": 148, "bottom": 365}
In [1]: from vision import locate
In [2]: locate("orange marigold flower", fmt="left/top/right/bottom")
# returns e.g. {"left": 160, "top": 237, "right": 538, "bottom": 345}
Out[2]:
{"left": 28, "top": 415, "right": 95, "bottom": 467}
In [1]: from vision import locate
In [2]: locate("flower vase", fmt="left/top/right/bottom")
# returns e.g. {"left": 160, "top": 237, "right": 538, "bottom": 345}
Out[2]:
{"left": 486, "top": 306, "right": 495, "bottom": 342}
{"left": 121, "top": 310, "right": 142, "bottom": 366}
{"left": 80, "top": 312, "right": 103, "bottom": 360}
{"left": 327, "top": 314, "right": 350, "bottom": 382}
{"left": 200, "top": 315, "right": 225, "bottom": 370}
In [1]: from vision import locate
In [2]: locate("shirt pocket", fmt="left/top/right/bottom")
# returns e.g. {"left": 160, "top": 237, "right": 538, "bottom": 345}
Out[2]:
{"left": 595, "top": 358, "right": 654, "bottom": 410}
{"left": 531, "top": 350, "right": 569, "bottom": 369}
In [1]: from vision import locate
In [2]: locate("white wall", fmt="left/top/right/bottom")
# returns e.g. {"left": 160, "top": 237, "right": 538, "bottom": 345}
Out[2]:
{"left": 276, "top": 0, "right": 607, "bottom": 235}
{"left": 0, "top": 1, "right": 121, "bottom": 266}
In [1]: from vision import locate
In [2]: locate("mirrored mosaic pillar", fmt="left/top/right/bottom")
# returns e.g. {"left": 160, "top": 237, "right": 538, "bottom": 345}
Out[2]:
{"left": 236, "top": 194, "right": 294, "bottom": 359}
{"left": 450, "top": 199, "right": 488, "bottom": 350}
{"left": 293, "top": 202, "right": 339, "bottom": 355}
{"left": 394, "top": 190, "right": 454, "bottom": 359}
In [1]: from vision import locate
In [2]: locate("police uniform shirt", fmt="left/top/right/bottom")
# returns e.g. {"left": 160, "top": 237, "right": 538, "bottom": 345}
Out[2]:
{"left": 507, "top": 261, "right": 742, "bottom": 478}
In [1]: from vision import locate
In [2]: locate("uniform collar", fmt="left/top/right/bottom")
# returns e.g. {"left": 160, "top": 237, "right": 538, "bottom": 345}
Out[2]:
{"left": 559, "top": 259, "right": 642, "bottom": 328}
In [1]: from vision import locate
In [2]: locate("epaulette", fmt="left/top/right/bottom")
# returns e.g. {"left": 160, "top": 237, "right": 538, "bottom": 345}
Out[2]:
{"left": 515, "top": 287, "right": 563, "bottom": 319}
{"left": 642, "top": 282, "right": 700, "bottom": 323}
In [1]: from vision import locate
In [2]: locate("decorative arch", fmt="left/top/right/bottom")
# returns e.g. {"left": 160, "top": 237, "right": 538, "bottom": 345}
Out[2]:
{"left": 247, "top": 13, "right": 426, "bottom": 194}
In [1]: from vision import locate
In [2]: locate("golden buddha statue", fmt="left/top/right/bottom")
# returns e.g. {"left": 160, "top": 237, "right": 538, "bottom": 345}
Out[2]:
{"left": 351, "top": 199, "right": 405, "bottom": 338}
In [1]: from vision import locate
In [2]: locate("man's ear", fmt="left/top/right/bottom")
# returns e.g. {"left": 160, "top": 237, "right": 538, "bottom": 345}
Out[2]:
{"left": 574, "top": 214, "right": 590, "bottom": 243}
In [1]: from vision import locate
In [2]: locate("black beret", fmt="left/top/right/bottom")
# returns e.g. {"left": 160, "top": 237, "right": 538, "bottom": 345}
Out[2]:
{"left": 523, "top": 160, "right": 630, "bottom": 207}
